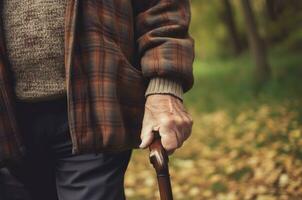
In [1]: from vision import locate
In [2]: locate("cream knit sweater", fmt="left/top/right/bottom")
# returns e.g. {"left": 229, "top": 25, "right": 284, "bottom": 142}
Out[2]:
{"left": 1, "top": 0, "right": 183, "bottom": 102}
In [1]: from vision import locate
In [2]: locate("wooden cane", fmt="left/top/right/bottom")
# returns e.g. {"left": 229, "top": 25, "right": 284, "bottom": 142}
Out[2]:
{"left": 149, "top": 130, "right": 174, "bottom": 200}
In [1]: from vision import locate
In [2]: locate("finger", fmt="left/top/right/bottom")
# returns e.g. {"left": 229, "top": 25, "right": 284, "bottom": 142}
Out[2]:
{"left": 175, "top": 127, "right": 185, "bottom": 147}
{"left": 159, "top": 125, "right": 180, "bottom": 153}
{"left": 177, "top": 106, "right": 193, "bottom": 141}
{"left": 173, "top": 116, "right": 186, "bottom": 146}
{"left": 185, "top": 113, "right": 194, "bottom": 139}
{"left": 139, "top": 125, "right": 154, "bottom": 149}
{"left": 172, "top": 100, "right": 191, "bottom": 141}
{"left": 182, "top": 116, "right": 193, "bottom": 141}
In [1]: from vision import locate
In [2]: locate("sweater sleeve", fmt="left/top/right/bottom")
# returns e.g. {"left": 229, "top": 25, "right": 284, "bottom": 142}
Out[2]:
{"left": 145, "top": 77, "right": 183, "bottom": 101}
{"left": 132, "top": 0, "right": 195, "bottom": 93}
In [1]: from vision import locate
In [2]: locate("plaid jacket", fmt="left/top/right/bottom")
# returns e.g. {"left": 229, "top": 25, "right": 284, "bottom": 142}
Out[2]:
{"left": 0, "top": 0, "right": 194, "bottom": 167}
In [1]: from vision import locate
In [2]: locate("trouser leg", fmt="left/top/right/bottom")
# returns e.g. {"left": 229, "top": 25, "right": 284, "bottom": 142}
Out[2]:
{"left": 52, "top": 107, "right": 132, "bottom": 200}
{"left": 7, "top": 100, "right": 59, "bottom": 200}
{"left": 7, "top": 155, "right": 57, "bottom": 200}
{"left": 8, "top": 97, "right": 132, "bottom": 200}
{"left": 55, "top": 150, "right": 132, "bottom": 200}
{"left": 0, "top": 168, "right": 32, "bottom": 200}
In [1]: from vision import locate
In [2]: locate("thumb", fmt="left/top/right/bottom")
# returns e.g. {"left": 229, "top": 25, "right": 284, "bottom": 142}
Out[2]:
{"left": 139, "top": 125, "right": 159, "bottom": 149}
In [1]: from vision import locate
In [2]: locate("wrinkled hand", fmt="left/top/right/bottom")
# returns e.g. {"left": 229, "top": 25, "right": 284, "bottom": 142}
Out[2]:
{"left": 139, "top": 94, "right": 193, "bottom": 155}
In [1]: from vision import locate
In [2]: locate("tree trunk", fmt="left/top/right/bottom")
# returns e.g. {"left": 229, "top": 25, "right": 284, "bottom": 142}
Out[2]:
{"left": 222, "top": 0, "right": 243, "bottom": 55}
{"left": 266, "top": 0, "right": 278, "bottom": 21}
{"left": 241, "top": 0, "right": 271, "bottom": 87}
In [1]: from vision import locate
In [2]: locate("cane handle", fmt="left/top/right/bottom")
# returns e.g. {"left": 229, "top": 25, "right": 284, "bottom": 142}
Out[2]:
{"left": 149, "top": 130, "right": 169, "bottom": 174}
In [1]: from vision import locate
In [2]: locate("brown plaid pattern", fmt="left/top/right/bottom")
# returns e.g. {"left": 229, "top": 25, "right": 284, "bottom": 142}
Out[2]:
{"left": 0, "top": 0, "right": 194, "bottom": 167}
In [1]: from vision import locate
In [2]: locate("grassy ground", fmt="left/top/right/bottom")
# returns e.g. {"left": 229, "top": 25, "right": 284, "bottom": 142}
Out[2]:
{"left": 125, "top": 49, "right": 302, "bottom": 200}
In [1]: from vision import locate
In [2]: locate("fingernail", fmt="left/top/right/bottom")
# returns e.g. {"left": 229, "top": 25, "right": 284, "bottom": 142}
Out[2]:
{"left": 139, "top": 142, "right": 145, "bottom": 148}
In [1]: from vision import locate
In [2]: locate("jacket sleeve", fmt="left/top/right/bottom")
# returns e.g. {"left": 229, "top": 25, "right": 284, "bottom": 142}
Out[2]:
{"left": 132, "top": 0, "right": 195, "bottom": 93}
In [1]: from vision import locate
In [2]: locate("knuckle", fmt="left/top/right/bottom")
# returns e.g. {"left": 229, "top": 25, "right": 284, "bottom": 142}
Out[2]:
{"left": 182, "top": 113, "right": 193, "bottom": 126}
{"left": 174, "top": 117, "right": 183, "bottom": 126}
{"left": 182, "top": 119, "right": 190, "bottom": 126}
{"left": 188, "top": 117, "right": 193, "bottom": 126}
{"left": 186, "top": 120, "right": 192, "bottom": 126}
{"left": 160, "top": 117, "right": 175, "bottom": 126}
{"left": 181, "top": 118, "right": 192, "bottom": 128}
{"left": 159, "top": 116, "right": 169, "bottom": 124}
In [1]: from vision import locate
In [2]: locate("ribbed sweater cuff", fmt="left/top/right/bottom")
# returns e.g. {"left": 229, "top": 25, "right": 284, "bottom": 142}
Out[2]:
{"left": 145, "top": 77, "right": 184, "bottom": 101}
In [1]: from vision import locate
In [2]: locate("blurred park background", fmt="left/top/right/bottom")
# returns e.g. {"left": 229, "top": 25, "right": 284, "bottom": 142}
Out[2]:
{"left": 125, "top": 0, "right": 302, "bottom": 199}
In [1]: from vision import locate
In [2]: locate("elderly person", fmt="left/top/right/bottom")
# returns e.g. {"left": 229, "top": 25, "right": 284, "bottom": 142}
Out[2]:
{"left": 0, "top": 1, "right": 194, "bottom": 200}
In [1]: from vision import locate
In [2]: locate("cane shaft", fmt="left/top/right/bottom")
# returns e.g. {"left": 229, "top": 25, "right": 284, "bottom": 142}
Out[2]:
{"left": 149, "top": 131, "right": 174, "bottom": 200}
{"left": 157, "top": 173, "right": 173, "bottom": 200}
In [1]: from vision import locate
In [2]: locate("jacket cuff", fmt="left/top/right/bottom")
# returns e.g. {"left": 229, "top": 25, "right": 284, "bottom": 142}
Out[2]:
{"left": 145, "top": 77, "right": 183, "bottom": 101}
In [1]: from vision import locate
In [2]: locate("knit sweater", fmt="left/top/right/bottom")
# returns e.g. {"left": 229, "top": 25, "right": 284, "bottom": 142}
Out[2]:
{"left": 1, "top": 0, "right": 183, "bottom": 102}
{"left": 2, "top": 0, "right": 68, "bottom": 101}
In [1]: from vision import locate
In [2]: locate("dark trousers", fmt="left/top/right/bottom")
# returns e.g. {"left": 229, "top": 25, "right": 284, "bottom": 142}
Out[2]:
{"left": 0, "top": 168, "right": 31, "bottom": 200}
{"left": 6, "top": 96, "right": 132, "bottom": 200}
